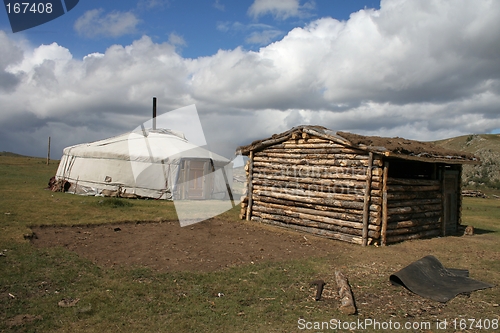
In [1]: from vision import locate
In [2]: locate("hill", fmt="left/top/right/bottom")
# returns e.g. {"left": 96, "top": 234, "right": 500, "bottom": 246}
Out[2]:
{"left": 0, "top": 151, "right": 28, "bottom": 157}
{"left": 434, "top": 134, "right": 500, "bottom": 189}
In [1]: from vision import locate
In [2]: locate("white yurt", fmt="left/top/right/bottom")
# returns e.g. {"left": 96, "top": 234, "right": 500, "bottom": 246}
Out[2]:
{"left": 55, "top": 128, "right": 233, "bottom": 200}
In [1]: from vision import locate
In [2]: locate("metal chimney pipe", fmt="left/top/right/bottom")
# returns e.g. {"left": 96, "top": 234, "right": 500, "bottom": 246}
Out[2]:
{"left": 152, "top": 97, "right": 157, "bottom": 130}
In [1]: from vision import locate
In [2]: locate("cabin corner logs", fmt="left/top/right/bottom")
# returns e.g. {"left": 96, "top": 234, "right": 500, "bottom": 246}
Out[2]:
{"left": 238, "top": 126, "right": 479, "bottom": 246}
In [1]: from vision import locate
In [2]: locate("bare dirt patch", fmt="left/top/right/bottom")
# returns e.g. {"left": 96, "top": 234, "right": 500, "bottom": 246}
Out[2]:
{"left": 29, "top": 218, "right": 499, "bottom": 326}
{"left": 31, "top": 218, "right": 344, "bottom": 273}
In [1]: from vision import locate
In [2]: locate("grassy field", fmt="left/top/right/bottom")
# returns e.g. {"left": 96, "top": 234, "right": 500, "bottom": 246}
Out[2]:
{"left": 1, "top": 155, "right": 499, "bottom": 332}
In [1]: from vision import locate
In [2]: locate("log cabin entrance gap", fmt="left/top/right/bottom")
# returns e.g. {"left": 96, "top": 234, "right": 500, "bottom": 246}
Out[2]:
{"left": 237, "top": 126, "right": 480, "bottom": 246}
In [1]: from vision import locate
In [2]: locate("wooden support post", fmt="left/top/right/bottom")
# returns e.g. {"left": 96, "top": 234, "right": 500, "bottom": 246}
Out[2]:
{"left": 361, "top": 152, "right": 373, "bottom": 246}
{"left": 46, "top": 136, "right": 51, "bottom": 165}
{"left": 440, "top": 166, "right": 446, "bottom": 236}
{"left": 246, "top": 151, "right": 254, "bottom": 221}
{"left": 381, "top": 161, "right": 389, "bottom": 246}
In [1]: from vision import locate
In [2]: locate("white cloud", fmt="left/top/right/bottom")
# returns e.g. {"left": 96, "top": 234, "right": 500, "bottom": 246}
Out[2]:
{"left": 138, "top": 0, "right": 170, "bottom": 10}
{"left": 248, "top": 0, "right": 315, "bottom": 20}
{"left": 1, "top": 0, "right": 500, "bottom": 159}
{"left": 74, "top": 9, "right": 140, "bottom": 38}
{"left": 217, "top": 21, "right": 283, "bottom": 46}
{"left": 168, "top": 33, "right": 186, "bottom": 47}
{"left": 245, "top": 29, "right": 283, "bottom": 45}
{"left": 213, "top": 0, "right": 225, "bottom": 11}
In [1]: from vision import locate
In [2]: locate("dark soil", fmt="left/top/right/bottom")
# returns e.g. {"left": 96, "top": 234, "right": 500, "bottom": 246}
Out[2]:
{"left": 31, "top": 218, "right": 343, "bottom": 273}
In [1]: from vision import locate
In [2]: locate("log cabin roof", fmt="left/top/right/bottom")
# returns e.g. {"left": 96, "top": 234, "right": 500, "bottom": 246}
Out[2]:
{"left": 236, "top": 125, "right": 480, "bottom": 165}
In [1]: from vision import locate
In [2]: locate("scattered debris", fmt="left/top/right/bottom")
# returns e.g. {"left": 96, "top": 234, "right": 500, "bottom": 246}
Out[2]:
{"left": 8, "top": 293, "right": 15, "bottom": 299}
{"left": 310, "top": 279, "right": 326, "bottom": 301}
{"left": 113, "top": 227, "right": 121, "bottom": 232}
{"left": 464, "top": 225, "right": 475, "bottom": 236}
{"left": 462, "top": 190, "right": 488, "bottom": 198}
{"left": 58, "top": 298, "right": 80, "bottom": 307}
{"left": 217, "top": 292, "right": 224, "bottom": 297}
{"left": 47, "top": 176, "right": 71, "bottom": 192}
{"left": 335, "top": 270, "right": 357, "bottom": 315}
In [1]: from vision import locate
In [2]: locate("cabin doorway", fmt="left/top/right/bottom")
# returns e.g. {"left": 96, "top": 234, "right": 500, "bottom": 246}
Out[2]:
{"left": 442, "top": 169, "right": 460, "bottom": 235}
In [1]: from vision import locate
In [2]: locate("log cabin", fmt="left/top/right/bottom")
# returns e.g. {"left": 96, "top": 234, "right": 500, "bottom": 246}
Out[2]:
{"left": 237, "top": 125, "right": 480, "bottom": 246}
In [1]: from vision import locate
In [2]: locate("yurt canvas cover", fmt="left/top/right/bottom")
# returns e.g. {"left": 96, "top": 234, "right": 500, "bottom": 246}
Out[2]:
{"left": 55, "top": 128, "right": 233, "bottom": 200}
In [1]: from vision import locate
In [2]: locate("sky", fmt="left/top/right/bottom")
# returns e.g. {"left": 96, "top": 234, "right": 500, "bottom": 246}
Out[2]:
{"left": 0, "top": 0, "right": 499, "bottom": 160}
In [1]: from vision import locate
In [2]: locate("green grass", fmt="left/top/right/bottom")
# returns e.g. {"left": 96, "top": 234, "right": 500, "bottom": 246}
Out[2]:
{"left": 1, "top": 155, "right": 499, "bottom": 332}
{"left": 0, "top": 156, "right": 178, "bottom": 242}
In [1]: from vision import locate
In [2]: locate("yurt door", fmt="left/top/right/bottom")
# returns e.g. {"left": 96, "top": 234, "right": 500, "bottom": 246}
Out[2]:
{"left": 178, "top": 159, "right": 211, "bottom": 199}
{"left": 442, "top": 170, "right": 459, "bottom": 235}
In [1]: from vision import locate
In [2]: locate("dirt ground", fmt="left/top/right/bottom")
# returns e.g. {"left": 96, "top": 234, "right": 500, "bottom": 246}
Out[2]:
{"left": 29, "top": 218, "right": 499, "bottom": 324}
{"left": 31, "top": 218, "right": 343, "bottom": 273}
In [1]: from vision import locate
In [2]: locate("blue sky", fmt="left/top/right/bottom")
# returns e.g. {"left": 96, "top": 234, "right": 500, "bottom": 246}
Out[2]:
{"left": 1, "top": 0, "right": 380, "bottom": 59}
{"left": 0, "top": 0, "right": 499, "bottom": 159}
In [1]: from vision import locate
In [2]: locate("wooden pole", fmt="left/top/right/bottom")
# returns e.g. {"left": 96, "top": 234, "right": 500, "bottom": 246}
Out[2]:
{"left": 362, "top": 152, "right": 373, "bottom": 246}
{"left": 46, "top": 136, "right": 51, "bottom": 165}
{"left": 381, "top": 161, "right": 389, "bottom": 246}
{"left": 246, "top": 151, "right": 254, "bottom": 221}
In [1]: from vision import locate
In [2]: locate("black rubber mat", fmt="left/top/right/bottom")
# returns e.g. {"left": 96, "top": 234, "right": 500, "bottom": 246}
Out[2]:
{"left": 390, "top": 255, "right": 494, "bottom": 302}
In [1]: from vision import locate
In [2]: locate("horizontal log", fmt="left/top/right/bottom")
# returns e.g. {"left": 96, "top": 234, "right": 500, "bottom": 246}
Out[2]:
{"left": 262, "top": 147, "right": 366, "bottom": 155}
{"left": 253, "top": 188, "right": 382, "bottom": 212}
{"left": 252, "top": 211, "right": 380, "bottom": 238}
{"left": 387, "top": 210, "right": 441, "bottom": 223}
{"left": 252, "top": 184, "right": 382, "bottom": 205}
{"left": 387, "top": 224, "right": 441, "bottom": 237}
{"left": 252, "top": 194, "right": 379, "bottom": 218}
{"left": 251, "top": 178, "right": 382, "bottom": 198}
{"left": 251, "top": 216, "right": 366, "bottom": 245}
{"left": 386, "top": 217, "right": 441, "bottom": 231}
{"left": 254, "top": 151, "right": 370, "bottom": 161}
{"left": 252, "top": 202, "right": 381, "bottom": 229}
{"left": 387, "top": 198, "right": 441, "bottom": 208}
{"left": 387, "top": 178, "right": 440, "bottom": 186}
{"left": 252, "top": 161, "right": 384, "bottom": 177}
{"left": 252, "top": 172, "right": 382, "bottom": 190}
{"left": 281, "top": 143, "right": 352, "bottom": 149}
{"left": 387, "top": 185, "right": 441, "bottom": 192}
{"left": 387, "top": 204, "right": 442, "bottom": 215}
{"left": 386, "top": 191, "right": 441, "bottom": 201}
{"left": 385, "top": 229, "right": 441, "bottom": 244}
{"left": 253, "top": 155, "right": 384, "bottom": 168}
{"left": 284, "top": 138, "right": 332, "bottom": 144}
{"left": 253, "top": 163, "right": 366, "bottom": 177}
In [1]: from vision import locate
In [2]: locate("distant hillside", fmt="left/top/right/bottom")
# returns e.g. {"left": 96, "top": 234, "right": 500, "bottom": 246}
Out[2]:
{"left": 0, "top": 151, "right": 28, "bottom": 157}
{"left": 434, "top": 134, "right": 500, "bottom": 189}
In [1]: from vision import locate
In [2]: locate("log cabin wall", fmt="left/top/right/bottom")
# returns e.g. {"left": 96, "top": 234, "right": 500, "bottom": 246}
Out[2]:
{"left": 239, "top": 126, "right": 477, "bottom": 246}
{"left": 383, "top": 177, "right": 443, "bottom": 244}
{"left": 240, "top": 135, "right": 384, "bottom": 245}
